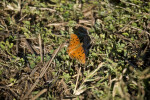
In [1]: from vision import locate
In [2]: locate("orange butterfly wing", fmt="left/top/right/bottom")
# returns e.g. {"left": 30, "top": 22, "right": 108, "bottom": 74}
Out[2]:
{"left": 67, "top": 34, "right": 86, "bottom": 64}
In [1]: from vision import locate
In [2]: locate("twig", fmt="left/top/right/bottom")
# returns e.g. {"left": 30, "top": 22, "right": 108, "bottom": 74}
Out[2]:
{"left": 29, "top": 6, "right": 56, "bottom": 12}
{"left": 74, "top": 67, "right": 81, "bottom": 94}
{"left": 74, "top": 63, "right": 104, "bottom": 95}
{"left": 16, "top": 33, "right": 19, "bottom": 55}
{"left": 19, "top": 14, "right": 27, "bottom": 22}
{"left": 47, "top": 22, "right": 68, "bottom": 27}
{"left": 31, "top": 89, "right": 47, "bottom": 100}
{"left": 131, "top": 26, "right": 150, "bottom": 35}
{"left": 0, "top": 86, "right": 19, "bottom": 100}
{"left": 39, "top": 34, "right": 43, "bottom": 62}
{"left": 23, "top": 38, "right": 36, "bottom": 55}
{"left": 82, "top": 62, "right": 104, "bottom": 85}
{"left": 120, "top": 0, "right": 140, "bottom": 7}
{"left": 22, "top": 43, "right": 65, "bottom": 100}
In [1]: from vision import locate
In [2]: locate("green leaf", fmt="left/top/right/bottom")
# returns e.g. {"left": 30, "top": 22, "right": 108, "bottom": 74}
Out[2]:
{"left": 132, "top": 23, "right": 137, "bottom": 27}
{"left": 9, "top": 43, "right": 14, "bottom": 48}
{"left": 0, "top": 42, "right": 5, "bottom": 49}
{"left": 122, "top": 32, "right": 129, "bottom": 37}
{"left": 92, "top": 52, "right": 97, "bottom": 57}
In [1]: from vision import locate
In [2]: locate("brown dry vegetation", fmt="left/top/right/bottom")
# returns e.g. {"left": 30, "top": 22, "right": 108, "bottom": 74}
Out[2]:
{"left": 0, "top": 0, "right": 150, "bottom": 100}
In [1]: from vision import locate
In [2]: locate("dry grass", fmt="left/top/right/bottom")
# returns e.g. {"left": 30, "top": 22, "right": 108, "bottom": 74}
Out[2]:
{"left": 0, "top": 0, "right": 150, "bottom": 100}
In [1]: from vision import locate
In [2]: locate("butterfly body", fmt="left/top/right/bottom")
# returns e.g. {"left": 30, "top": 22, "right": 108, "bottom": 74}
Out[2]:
{"left": 67, "top": 34, "right": 86, "bottom": 64}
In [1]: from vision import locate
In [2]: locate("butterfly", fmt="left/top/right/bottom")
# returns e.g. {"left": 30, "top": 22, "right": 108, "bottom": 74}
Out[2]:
{"left": 67, "top": 33, "right": 86, "bottom": 64}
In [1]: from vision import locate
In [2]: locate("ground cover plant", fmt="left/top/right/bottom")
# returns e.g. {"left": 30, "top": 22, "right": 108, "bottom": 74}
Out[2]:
{"left": 0, "top": 0, "right": 150, "bottom": 99}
